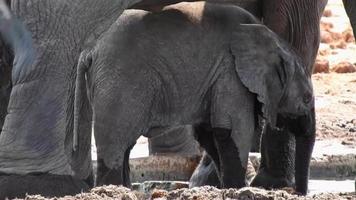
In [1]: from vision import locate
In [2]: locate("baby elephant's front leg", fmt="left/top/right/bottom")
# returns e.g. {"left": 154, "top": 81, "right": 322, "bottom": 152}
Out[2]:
{"left": 213, "top": 128, "right": 247, "bottom": 188}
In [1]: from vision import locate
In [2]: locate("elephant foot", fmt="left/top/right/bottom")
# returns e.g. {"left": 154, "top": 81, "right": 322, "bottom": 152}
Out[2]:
{"left": 250, "top": 169, "right": 294, "bottom": 189}
{"left": 0, "top": 173, "right": 89, "bottom": 199}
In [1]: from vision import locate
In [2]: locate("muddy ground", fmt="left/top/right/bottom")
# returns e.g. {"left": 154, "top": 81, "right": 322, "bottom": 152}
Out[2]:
{"left": 17, "top": 0, "right": 356, "bottom": 199}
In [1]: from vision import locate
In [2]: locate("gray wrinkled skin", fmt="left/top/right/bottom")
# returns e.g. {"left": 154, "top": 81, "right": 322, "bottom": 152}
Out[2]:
{"left": 0, "top": 0, "right": 139, "bottom": 175}
{"left": 144, "top": 0, "right": 327, "bottom": 193}
{"left": 181, "top": 0, "right": 332, "bottom": 194}
{"left": 75, "top": 2, "right": 313, "bottom": 188}
{"left": 0, "top": 37, "right": 12, "bottom": 133}
{"left": 146, "top": 125, "right": 201, "bottom": 156}
{"left": 0, "top": 0, "right": 142, "bottom": 198}
{"left": 0, "top": 0, "right": 26, "bottom": 133}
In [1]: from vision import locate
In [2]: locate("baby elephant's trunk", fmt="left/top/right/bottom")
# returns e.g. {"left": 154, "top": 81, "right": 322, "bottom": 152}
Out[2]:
{"left": 294, "top": 108, "right": 315, "bottom": 195}
{"left": 286, "top": 107, "right": 315, "bottom": 195}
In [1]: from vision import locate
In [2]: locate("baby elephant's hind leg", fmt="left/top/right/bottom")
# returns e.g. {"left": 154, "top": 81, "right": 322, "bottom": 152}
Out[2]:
{"left": 213, "top": 128, "right": 246, "bottom": 188}
{"left": 94, "top": 80, "right": 153, "bottom": 187}
{"left": 96, "top": 144, "right": 135, "bottom": 187}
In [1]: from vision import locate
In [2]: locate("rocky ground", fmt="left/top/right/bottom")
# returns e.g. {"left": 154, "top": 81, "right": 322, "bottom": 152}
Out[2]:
{"left": 314, "top": 73, "right": 355, "bottom": 146}
{"left": 313, "top": 1, "right": 356, "bottom": 148}
{"left": 23, "top": 185, "right": 355, "bottom": 200}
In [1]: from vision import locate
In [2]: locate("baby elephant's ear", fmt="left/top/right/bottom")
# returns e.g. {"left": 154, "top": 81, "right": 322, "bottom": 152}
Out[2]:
{"left": 230, "top": 24, "right": 296, "bottom": 127}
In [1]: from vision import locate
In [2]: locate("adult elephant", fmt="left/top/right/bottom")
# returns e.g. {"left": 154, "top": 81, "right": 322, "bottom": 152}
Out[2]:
{"left": 0, "top": 38, "right": 12, "bottom": 134}
{"left": 343, "top": 0, "right": 356, "bottom": 40}
{"left": 0, "top": 0, "right": 12, "bottom": 134}
{"left": 0, "top": 0, "right": 146, "bottom": 199}
{"left": 246, "top": 0, "right": 356, "bottom": 194}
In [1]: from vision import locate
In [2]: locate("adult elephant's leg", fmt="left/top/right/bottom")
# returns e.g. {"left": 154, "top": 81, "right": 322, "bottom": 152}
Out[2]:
{"left": 0, "top": 0, "right": 13, "bottom": 131}
{"left": 343, "top": 0, "right": 356, "bottom": 39}
{"left": 0, "top": 2, "right": 87, "bottom": 197}
{"left": 0, "top": 38, "right": 12, "bottom": 133}
{"left": 148, "top": 125, "right": 201, "bottom": 156}
{"left": 262, "top": 0, "right": 327, "bottom": 74}
{"left": 0, "top": 0, "right": 141, "bottom": 198}
{"left": 253, "top": 0, "right": 327, "bottom": 192}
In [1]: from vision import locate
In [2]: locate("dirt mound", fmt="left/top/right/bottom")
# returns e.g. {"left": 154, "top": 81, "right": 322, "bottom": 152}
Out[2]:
{"left": 153, "top": 186, "right": 355, "bottom": 200}
{"left": 21, "top": 185, "right": 355, "bottom": 200}
{"left": 23, "top": 185, "right": 139, "bottom": 200}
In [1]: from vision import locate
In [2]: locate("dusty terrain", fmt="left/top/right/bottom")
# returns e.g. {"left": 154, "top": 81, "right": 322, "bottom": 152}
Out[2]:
{"left": 313, "top": 1, "right": 356, "bottom": 147}
{"left": 23, "top": 185, "right": 355, "bottom": 200}
{"left": 314, "top": 73, "right": 355, "bottom": 145}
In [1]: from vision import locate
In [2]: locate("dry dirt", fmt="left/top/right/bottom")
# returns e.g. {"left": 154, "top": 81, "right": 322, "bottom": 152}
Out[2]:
{"left": 314, "top": 73, "right": 356, "bottom": 145}
{"left": 22, "top": 185, "right": 355, "bottom": 200}
{"left": 313, "top": 0, "right": 356, "bottom": 147}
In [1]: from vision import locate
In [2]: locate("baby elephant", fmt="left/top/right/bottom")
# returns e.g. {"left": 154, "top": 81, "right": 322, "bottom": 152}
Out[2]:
{"left": 74, "top": 2, "right": 313, "bottom": 189}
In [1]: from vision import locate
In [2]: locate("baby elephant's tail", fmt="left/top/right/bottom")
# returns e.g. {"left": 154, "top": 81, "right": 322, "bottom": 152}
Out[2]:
{"left": 73, "top": 50, "right": 92, "bottom": 152}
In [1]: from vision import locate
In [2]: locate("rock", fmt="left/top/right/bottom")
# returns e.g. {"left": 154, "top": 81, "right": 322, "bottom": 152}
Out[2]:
{"left": 331, "top": 32, "right": 343, "bottom": 42}
{"left": 314, "top": 59, "right": 330, "bottom": 73}
{"left": 151, "top": 189, "right": 168, "bottom": 199}
{"left": 336, "top": 41, "right": 347, "bottom": 49}
{"left": 89, "top": 185, "right": 139, "bottom": 199}
{"left": 320, "top": 30, "right": 333, "bottom": 43}
{"left": 318, "top": 49, "right": 330, "bottom": 56}
{"left": 323, "top": 9, "right": 333, "bottom": 17}
{"left": 332, "top": 62, "right": 356, "bottom": 73}
{"left": 163, "top": 186, "right": 223, "bottom": 200}
{"left": 140, "top": 181, "right": 189, "bottom": 194}
{"left": 320, "top": 20, "right": 334, "bottom": 31}
{"left": 343, "top": 30, "right": 355, "bottom": 43}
